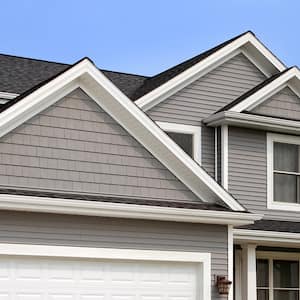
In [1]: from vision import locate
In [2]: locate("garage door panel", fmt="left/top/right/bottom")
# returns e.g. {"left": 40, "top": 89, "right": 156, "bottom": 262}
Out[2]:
{"left": 0, "top": 257, "right": 199, "bottom": 300}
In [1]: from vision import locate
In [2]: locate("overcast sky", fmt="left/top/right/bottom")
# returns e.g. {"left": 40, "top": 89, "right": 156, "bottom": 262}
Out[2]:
{"left": 1, "top": 0, "right": 299, "bottom": 76}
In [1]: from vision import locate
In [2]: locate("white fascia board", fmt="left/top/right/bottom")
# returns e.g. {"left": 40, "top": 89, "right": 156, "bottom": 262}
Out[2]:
{"left": 0, "top": 59, "right": 245, "bottom": 211}
{"left": 0, "top": 194, "right": 261, "bottom": 226}
{"left": 0, "top": 91, "right": 19, "bottom": 99}
{"left": 234, "top": 229, "right": 300, "bottom": 246}
{"left": 229, "top": 67, "right": 300, "bottom": 112}
{"left": 135, "top": 32, "right": 286, "bottom": 112}
{"left": 204, "top": 111, "right": 300, "bottom": 135}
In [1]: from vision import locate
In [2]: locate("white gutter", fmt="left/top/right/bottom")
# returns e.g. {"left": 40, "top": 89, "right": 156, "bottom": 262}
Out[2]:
{"left": 234, "top": 229, "right": 300, "bottom": 246}
{"left": 204, "top": 111, "right": 300, "bottom": 135}
{"left": 0, "top": 194, "right": 261, "bottom": 226}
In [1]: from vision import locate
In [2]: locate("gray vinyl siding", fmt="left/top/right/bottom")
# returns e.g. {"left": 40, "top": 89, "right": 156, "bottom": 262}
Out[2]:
{"left": 0, "top": 210, "right": 228, "bottom": 300}
{"left": 148, "top": 53, "right": 266, "bottom": 178}
{"left": 252, "top": 87, "right": 300, "bottom": 120}
{"left": 228, "top": 126, "right": 300, "bottom": 221}
{"left": 0, "top": 88, "right": 200, "bottom": 203}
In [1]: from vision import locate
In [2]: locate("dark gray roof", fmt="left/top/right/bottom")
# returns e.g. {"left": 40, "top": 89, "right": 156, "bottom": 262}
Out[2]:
{"left": 0, "top": 53, "right": 148, "bottom": 99}
{"left": 238, "top": 219, "right": 300, "bottom": 233}
{"left": 0, "top": 188, "right": 232, "bottom": 211}
{"left": 0, "top": 31, "right": 253, "bottom": 104}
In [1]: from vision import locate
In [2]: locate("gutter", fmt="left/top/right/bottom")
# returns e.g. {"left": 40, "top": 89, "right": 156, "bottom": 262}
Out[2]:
{"left": 0, "top": 194, "right": 261, "bottom": 226}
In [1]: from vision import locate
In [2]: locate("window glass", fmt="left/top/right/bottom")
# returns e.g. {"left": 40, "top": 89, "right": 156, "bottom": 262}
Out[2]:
{"left": 274, "top": 174, "right": 298, "bottom": 203}
{"left": 166, "top": 132, "right": 193, "bottom": 158}
{"left": 274, "top": 142, "right": 299, "bottom": 172}
{"left": 274, "top": 290, "right": 298, "bottom": 300}
{"left": 257, "top": 259, "right": 269, "bottom": 287}
{"left": 257, "top": 290, "right": 269, "bottom": 300}
{"left": 273, "top": 260, "right": 299, "bottom": 288}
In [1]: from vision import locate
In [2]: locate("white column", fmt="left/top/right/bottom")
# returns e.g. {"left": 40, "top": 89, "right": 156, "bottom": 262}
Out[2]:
{"left": 241, "top": 244, "right": 257, "bottom": 300}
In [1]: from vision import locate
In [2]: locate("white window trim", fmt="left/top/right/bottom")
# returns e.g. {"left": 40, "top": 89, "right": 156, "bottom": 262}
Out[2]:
{"left": 267, "top": 132, "right": 300, "bottom": 212}
{"left": 156, "top": 121, "right": 201, "bottom": 164}
{"left": 257, "top": 251, "right": 300, "bottom": 300}
{"left": 0, "top": 243, "right": 211, "bottom": 300}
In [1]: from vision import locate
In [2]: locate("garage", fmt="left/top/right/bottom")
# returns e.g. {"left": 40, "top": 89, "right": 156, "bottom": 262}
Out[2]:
{"left": 0, "top": 244, "right": 211, "bottom": 300}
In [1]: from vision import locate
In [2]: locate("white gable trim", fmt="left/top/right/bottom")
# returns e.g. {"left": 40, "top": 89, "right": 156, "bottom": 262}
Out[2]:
{"left": 0, "top": 59, "right": 245, "bottom": 211}
{"left": 135, "top": 32, "right": 286, "bottom": 112}
{"left": 229, "top": 67, "right": 300, "bottom": 112}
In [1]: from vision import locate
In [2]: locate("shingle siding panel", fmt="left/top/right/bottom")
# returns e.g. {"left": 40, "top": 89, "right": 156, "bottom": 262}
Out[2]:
{"left": 252, "top": 86, "right": 300, "bottom": 120}
{"left": 0, "top": 88, "right": 200, "bottom": 203}
{"left": 0, "top": 211, "right": 228, "bottom": 300}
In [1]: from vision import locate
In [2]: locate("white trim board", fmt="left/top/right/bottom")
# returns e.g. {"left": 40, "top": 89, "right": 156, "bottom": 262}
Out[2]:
{"left": 0, "top": 194, "right": 261, "bottom": 226}
{"left": 234, "top": 228, "right": 300, "bottom": 246}
{"left": 267, "top": 132, "right": 300, "bottom": 212}
{"left": 135, "top": 32, "right": 285, "bottom": 112}
{"left": 156, "top": 121, "right": 201, "bottom": 164}
{"left": 0, "top": 243, "right": 211, "bottom": 300}
{"left": 204, "top": 111, "right": 300, "bottom": 135}
{"left": 0, "top": 58, "right": 245, "bottom": 211}
{"left": 228, "top": 67, "right": 300, "bottom": 112}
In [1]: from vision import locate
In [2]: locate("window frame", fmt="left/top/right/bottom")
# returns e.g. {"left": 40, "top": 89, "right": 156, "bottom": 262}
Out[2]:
{"left": 156, "top": 121, "right": 201, "bottom": 164}
{"left": 267, "top": 133, "right": 300, "bottom": 211}
{"left": 257, "top": 251, "right": 300, "bottom": 300}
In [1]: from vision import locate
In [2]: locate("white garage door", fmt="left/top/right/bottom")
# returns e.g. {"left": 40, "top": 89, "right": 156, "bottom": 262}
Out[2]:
{"left": 0, "top": 256, "right": 199, "bottom": 299}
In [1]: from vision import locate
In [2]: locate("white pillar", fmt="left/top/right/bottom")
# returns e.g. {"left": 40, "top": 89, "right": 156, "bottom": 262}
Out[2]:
{"left": 241, "top": 244, "right": 257, "bottom": 300}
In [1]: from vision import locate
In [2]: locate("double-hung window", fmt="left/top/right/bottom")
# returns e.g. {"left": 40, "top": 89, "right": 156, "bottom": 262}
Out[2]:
{"left": 257, "top": 257, "right": 300, "bottom": 300}
{"left": 267, "top": 133, "right": 300, "bottom": 210}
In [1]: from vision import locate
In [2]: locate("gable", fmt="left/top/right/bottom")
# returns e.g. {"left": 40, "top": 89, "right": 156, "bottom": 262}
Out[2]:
{"left": 0, "top": 88, "right": 201, "bottom": 203}
{"left": 147, "top": 53, "right": 267, "bottom": 125}
{"left": 251, "top": 86, "right": 300, "bottom": 120}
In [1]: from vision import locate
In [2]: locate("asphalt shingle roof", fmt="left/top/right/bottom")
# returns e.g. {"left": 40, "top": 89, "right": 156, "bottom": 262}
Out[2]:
{"left": 238, "top": 219, "right": 300, "bottom": 233}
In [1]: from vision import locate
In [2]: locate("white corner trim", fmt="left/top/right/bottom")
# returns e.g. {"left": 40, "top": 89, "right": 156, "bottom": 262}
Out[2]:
{"left": 234, "top": 229, "right": 300, "bottom": 246}
{"left": 156, "top": 121, "right": 201, "bottom": 164}
{"left": 135, "top": 32, "right": 285, "bottom": 112}
{"left": 228, "top": 225, "right": 234, "bottom": 300}
{"left": 0, "top": 58, "right": 245, "bottom": 211}
{"left": 229, "top": 67, "right": 300, "bottom": 112}
{"left": 221, "top": 125, "right": 229, "bottom": 189}
{"left": 0, "top": 194, "right": 261, "bottom": 226}
{"left": 0, "top": 243, "right": 211, "bottom": 300}
{"left": 267, "top": 132, "right": 300, "bottom": 212}
{"left": 215, "top": 127, "right": 218, "bottom": 181}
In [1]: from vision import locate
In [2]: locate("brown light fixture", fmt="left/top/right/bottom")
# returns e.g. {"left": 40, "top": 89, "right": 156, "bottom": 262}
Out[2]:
{"left": 215, "top": 275, "right": 232, "bottom": 295}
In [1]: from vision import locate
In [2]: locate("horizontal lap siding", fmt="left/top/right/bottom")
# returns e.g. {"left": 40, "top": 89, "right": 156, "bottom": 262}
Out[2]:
{"left": 148, "top": 53, "right": 266, "bottom": 179}
{"left": 228, "top": 126, "right": 300, "bottom": 221}
{"left": 0, "top": 211, "right": 228, "bottom": 300}
{"left": 252, "top": 87, "right": 300, "bottom": 120}
{"left": 0, "top": 88, "right": 200, "bottom": 203}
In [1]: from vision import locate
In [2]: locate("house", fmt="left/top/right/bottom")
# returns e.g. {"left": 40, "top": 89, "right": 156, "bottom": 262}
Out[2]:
{"left": 0, "top": 30, "right": 298, "bottom": 300}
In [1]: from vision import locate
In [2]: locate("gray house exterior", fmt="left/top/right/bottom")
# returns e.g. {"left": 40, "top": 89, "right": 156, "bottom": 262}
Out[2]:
{"left": 0, "top": 31, "right": 299, "bottom": 300}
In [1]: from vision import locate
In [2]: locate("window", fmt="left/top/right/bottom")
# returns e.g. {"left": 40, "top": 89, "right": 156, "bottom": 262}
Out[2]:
{"left": 257, "top": 258, "right": 300, "bottom": 300}
{"left": 267, "top": 133, "right": 300, "bottom": 211}
{"left": 156, "top": 122, "right": 201, "bottom": 163}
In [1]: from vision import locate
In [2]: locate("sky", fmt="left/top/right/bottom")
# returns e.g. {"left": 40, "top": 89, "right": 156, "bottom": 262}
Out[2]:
{"left": 1, "top": 0, "right": 299, "bottom": 76}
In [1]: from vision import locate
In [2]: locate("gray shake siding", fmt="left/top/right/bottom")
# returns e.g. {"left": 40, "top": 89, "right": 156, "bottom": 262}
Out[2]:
{"left": 0, "top": 88, "right": 200, "bottom": 203}
{"left": 228, "top": 126, "right": 300, "bottom": 221}
{"left": 252, "top": 86, "right": 300, "bottom": 120}
{"left": 0, "top": 210, "right": 228, "bottom": 300}
{"left": 148, "top": 53, "right": 266, "bottom": 177}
